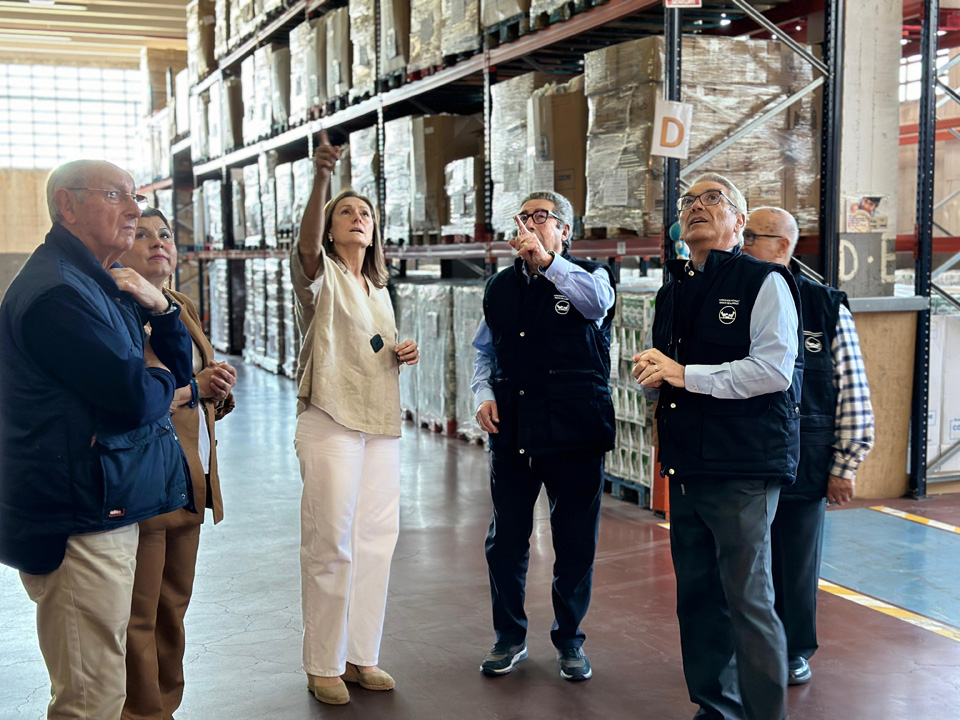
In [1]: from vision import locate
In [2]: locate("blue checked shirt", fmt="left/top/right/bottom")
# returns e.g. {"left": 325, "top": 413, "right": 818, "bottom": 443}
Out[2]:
{"left": 830, "top": 305, "right": 875, "bottom": 479}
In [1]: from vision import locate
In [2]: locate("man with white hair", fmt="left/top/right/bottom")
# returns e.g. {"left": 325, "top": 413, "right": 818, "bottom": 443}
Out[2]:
{"left": 0, "top": 159, "right": 194, "bottom": 719}
{"left": 633, "top": 174, "right": 802, "bottom": 720}
{"left": 743, "top": 206, "right": 874, "bottom": 686}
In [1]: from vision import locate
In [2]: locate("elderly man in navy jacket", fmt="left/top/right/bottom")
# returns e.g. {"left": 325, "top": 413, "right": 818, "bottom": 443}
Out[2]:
{"left": 0, "top": 160, "right": 193, "bottom": 720}
{"left": 472, "top": 191, "right": 616, "bottom": 683}
{"left": 633, "top": 173, "right": 802, "bottom": 720}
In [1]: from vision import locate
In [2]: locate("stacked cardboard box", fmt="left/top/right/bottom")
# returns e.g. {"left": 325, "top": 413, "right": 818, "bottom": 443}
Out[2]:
{"left": 490, "top": 72, "right": 553, "bottom": 236}
{"left": 292, "top": 157, "right": 315, "bottom": 241}
{"left": 529, "top": 0, "right": 566, "bottom": 19}
{"left": 221, "top": 76, "right": 244, "bottom": 152}
{"left": 174, "top": 69, "right": 191, "bottom": 137}
{"left": 230, "top": 167, "right": 246, "bottom": 247}
{"left": 350, "top": 0, "right": 377, "bottom": 101}
{"left": 409, "top": 0, "right": 442, "bottom": 72}
{"left": 186, "top": 0, "right": 216, "bottom": 85}
{"left": 209, "top": 259, "right": 231, "bottom": 352}
{"left": 583, "top": 36, "right": 818, "bottom": 236}
{"left": 281, "top": 257, "right": 299, "bottom": 379}
{"left": 259, "top": 152, "right": 278, "bottom": 248}
{"left": 241, "top": 55, "right": 257, "bottom": 144}
{"left": 190, "top": 92, "right": 209, "bottom": 160}
{"left": 214, "top": 0, "right": 230, "bottom": 59}
{"left": 243, "top": 163, "right": 262, "bottom": 248}
{"left": 453, "top": 283, "right": 486, "bottom": 441}
{"left": 349, "top": 126, "right": 380, "bottom": 206}
{"left": 380, "top": 0, "right": 410, "bottom": 78}
{"left": 269, "top": 45, "right": 291, "bottom": 129}
{"left": 232, "top": 0, "right": 257, "bottom": 45}
{"left": 442, "top": 156, "right": 484, "bottom": 239}
{"left": 526, "top": 75, "right": 587, "bottom": 216}
{"left": 441, "top": 0, "right": 481, "bottom": 58}
{"left": 289, "top": 18, "right": 327, "bottom": 126}
{"left": 207, "top": 79, "right": 223, "bottom": 158}
{"left": 243, "top": 258, "right": 266, "bottom": 367}
{"left": 393, "top": 282, "right": 419, "bottom": 419}
{"left": 275, "top": 162, "right": 295, "bottom": 241}
{"left": 416, "top": 283, "right": 457, "bottom": 431}
{"left": 383, "top": 116, "right": 414, "bottom": 243}
{"left": 326, "top": 7, "right": 352, "bottom": 100}
{"left": 140, "top": 48, "right": 187, "bottom": 114}
{"left": 263, "top": 258, "right": 284, "bottom": 374}
{"left": 202, "top": 179, "right": 223, "bottom": 249}
{"left": 481, "top": 0, "right": 529, "bottom": 27}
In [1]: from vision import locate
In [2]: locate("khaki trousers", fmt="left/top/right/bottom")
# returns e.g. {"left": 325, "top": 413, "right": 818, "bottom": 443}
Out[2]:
{"left": 20, "top": 524, "right": 140, "bottom": 720}
{"left": 122, "top": 522, "right": 201, "bottom": 720}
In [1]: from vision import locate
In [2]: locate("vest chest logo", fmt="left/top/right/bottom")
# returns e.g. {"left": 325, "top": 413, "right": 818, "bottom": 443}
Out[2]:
{"left": 718, "top": 298, "right": 739, "bottom": 325}
{"left": 554, "top": 294, "right": 571, "bottom": 315}
{"left": 804, "top": 331, "right": 824, "bottom": 353}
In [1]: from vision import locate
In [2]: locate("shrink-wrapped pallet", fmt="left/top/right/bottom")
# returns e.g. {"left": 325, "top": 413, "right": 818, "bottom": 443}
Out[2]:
{"left": 350, "top": 0, "right": 376, "bottom": 101}
{"left": 242, "top": 163, "right": 262, "bottom": 247}
{"left": 326, "top": 7, "right": 352, "bottom": 100}
{"left": 416, "top": 283, "right": 456, "bottom": 431}
{"left": 409, "top": 0, "right": 442, "bottom": 73}
{"left": 263, "top": 257, "right": 283, "bottom": 374}
{"left": 210, "top": 259, "right": 231, "bottom": 352}
{"left": 191, "top": 91, "right": 210, "bottom": 160}
{"left": 290, "top": 18, "right": 327, "bottom": 125}
{"left": 393, "top": 282, "right": 419, "bottom": 419}
{"left": 243, "top": 258, "right": 266, "bottom": 367}
{"left": 241, "top": 55, "right": 257, "bottom": 144}
{"left": 186, "top": 0, "right": 216, "bottom": 85}
{"left": 529, "top": 0, "right": 566, "bottom": 18}
{"left": 215, "top": 0, "right": 229, "bottom": 59}
{"left": 330, "top": 142, "right": 352, "bottom": 202}
{"left": 140, "top": 48, "right": 187, "bottom": 114}
{"left": 221, "top": 76, "right": 243, "bottom": 152}
{"left": 383, "top": 116, "right": 413, "bottom": 243}
{"left": 481, "top": 0, "right": 529, "bottom": 27}
{"left": 442, "top": 156, "right": 483, "bottom": 238}
{"left": 253, "top": 45, "right": 276, "bottom": 136}
{"left": 275, "top": 162, "right": 295, "bottom": 240}
{"left": 230, "top": 167, "right": 246, "bottom": 247}
{"left": 270, "top": 45, "right": 291, "bottom": 128}
{"left": 583, "top": 35, "right": 818, "bottom": 236}
{"left": 259, "top": 152, "right": 278, "bottom": 248}
{"left": 453, "top": 283, "right": 486, "bottom": 441}
{"left": 281, "top": 257, "right": 299, "bottom": 379}
{"left": 490, "top": 72, "right": 552, "bottom": 235}
{"left": 202, "top": 178, "right": 223, "bottom": 248}
{"left": 292, "top": 157, "right": 315, "bottom": 241}
{"left": 349, "top": 125, "right": 380, "bottom": 206}
{"left": 207, "top": 79, "right": 223, "bottom": 158}
{"left": 380, "top": 0, "right": 410, "bottom": 77}
{"left": 441, "top": 0, "right": 481, "bottom": 58}
{"left": 174, "top": 69, "right": 191, "bottom": 137}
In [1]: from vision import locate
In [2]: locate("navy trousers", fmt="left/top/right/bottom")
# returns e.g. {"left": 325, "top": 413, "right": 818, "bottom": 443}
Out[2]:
{"left": 484, "top": 450, "right": 604, "bottom": 650}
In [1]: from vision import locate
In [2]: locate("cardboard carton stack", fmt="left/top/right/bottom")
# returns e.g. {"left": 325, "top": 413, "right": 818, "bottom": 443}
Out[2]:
{"left": 453, "top": 283, "right": 486, "bottom": 441}
{"left": 263, "top": 257, "right": 284, "bottom": 373}
{"left": 583, "top": 36, "right": 818, "bottom": 237}
{"left": 281, "top": 257, "right": 298, "bottom": 379}
{"left": 230, "top": 167, "right": 246, "bottom": 247}
{"left": 242, "top": 163, "right": 262, "bottom": 248}
{"left": 394, "top": 282, "right": 419, "bottom": 419}
{"left": 243, "top": 258, "right": 266, "bottom": 367}
{"left": 141, "top": 48, "right": 187, "bottom": 115}
{"left": 442, "top": 156, "right": 484, "bottom": 239}
{"left": 291, "top": 157, "right": 315, "bottom": 240}
{"left": 186, "top": 0, "right": 216, "bottom": 85}
{"left": 289, "top": 17, "right": 327, "bottom": 126}
{"left": 409, "top": 0, "right": 442, "bottom": 73}
{"left": 380, "top": 0, "right": 410, "bottom": 78}
{"left": 326, "top": 7, "right": 352, "bottom": 101}
{"left": 209, "top": 259, "right": 231, "bottom": 352}
{"left": 221, "top": 77, "right": 244, "bottom": 152}
{"left": 275, "top": 162, "right": 295, "bottom": 241}
{"left": 350, "top": 0, "right": 377, "bottom": 101}
{"left": 349, "top": 126, "right": 380, "bottom": 206}
{"left": 481, "top": 0, "right": 529, "bottom": 28}
{"left": 202, "top": 178, "right": 223, "bottom": 249}
{"left": 214, "top": 0, "right": 230, "bottom": 59}
{"left": 441, "top": 0, "right": 481, "bottom": 58}
{"left": 259, "top": 152, "right": 278, "bottom": 248}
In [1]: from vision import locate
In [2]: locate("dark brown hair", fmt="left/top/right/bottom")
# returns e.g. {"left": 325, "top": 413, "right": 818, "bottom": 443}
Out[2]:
{"left": 321, "top": 190, "right": 388, "bottom": 289}
{"left": 140, "top": 206, "right": 171, "bottom": 230}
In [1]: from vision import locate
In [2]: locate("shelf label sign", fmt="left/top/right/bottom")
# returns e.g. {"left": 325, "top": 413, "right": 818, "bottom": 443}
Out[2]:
{"left": 652, "top": 99, "right": 693, "bottom": 159}
{"left": 664, "top": 0, "right": 702, "bottom": 7}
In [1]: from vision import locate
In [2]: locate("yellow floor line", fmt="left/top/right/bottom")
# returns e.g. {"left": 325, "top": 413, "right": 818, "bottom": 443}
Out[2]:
{"left": 818, "top": 579, "right": 960, "bottom": 643}
{"left": 869, "top": 505, "right": 960, "bottom": 535}
{"left": 656, "top": 521, "right": 960, "bottom": 643}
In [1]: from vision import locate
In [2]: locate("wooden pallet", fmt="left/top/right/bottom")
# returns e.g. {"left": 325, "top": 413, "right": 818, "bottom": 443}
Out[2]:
{"left": 604, "top": 474, "right": 649, "bottom": 507}
{"left": 585, "top": 226, "right": 643, "bottom": 240}
{"left": 483, "top": 13, "right": 530, "bottom": 49}
{"left": 377, "top": 70, "right": 406, "bottom": 93}
{"left": 442, "top": 47, "right": 481, "bottom": 68}
{"left": 406, "top": 64, "right": 442, "bottom": 83}
{"left": 410, "top": 232, "right": 441, "bottom": 246}
{"left": 420, "top": 418, "right": 458, "bottom": 436}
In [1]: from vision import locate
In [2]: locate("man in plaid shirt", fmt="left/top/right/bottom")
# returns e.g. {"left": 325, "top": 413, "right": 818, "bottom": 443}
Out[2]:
{"left": 743, "top": 206, "right": 875, "bottom": 686}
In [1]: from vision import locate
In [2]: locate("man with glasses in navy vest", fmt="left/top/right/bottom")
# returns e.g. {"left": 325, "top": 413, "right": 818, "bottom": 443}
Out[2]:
{"left": 742, "top": 206, "right": 874, "bottom": 687}
{"left": 0, "top": 159, "right": 193, "bottom": 720}
{"left": 633, "top": 174, "right": 803, "bottom": 720}
{"left": 472, "top": 191, "right": 616, "bottom": 683}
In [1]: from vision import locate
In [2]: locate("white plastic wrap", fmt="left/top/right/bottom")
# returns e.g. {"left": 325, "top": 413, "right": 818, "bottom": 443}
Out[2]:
{"left": 441, "top": 0, "right": 481, "bottom": 58}
{"left": 241, "top": 55, "right": 257, "bottom": 145}
{"left": 384, "top": 116, "right": 413, "bottom": 242}
{"left": 230, "top": 167, "right": 246, "bottom": 247}
{"left": 202, "top": 179, "right": 223, "bottom": 248}
{"left": 242, "top": 163, "right": 262, "bottom": 247}
{"left": 326, "top": 7, "right": 352, "bottom": 100}
{"left": 263, "top": 257, "right": 283, "bottom": 373}
{"left": 415, "top": 283, "right": 456, "bottom": 430}
{"left": 290, "top": 18, "right": 326, "bottom": 125}
{"left": 281, "top": 257, "right": 299, "bottom": 379}
{"left": 243, "top": 258, "right": 266, "bottom": 367}
{"left": 409, "top": 0, "right": 442, "bottom": 73}
{"left": 442, "top": 156, "right": 481, "bottom": 238}
{"left": 186, "top": 0, "right": 216, "bottom": 85}
{"left": 209, "top": 259, "right": 231, "bottom": 352}
{"left": 380, "top": 0, "right": 410, "bottom": 77}
{"left": 453, "top": 283, "right": 485, "bottom": 441}
{"left": 275, "top": 161, "right": 294, "bottom": 239}
{"left": 349, "top": 0, "right": 376, "bottom": 101}
{"left": 393, "top": 282, "right": 419, "bottom": 419}
{"left": 292, "top": 157, "right": 315, "bottom": 242}
{"left": 349, "top": 125, "right": 380, "bottom": 206}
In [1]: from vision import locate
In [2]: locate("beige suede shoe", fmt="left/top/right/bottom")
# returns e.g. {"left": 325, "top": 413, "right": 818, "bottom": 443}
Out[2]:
{"left": 342, "top": 662, "right": 396, "bottom": 690}
{"left": 306, "top": 675, "right": 350, "bottom": 705}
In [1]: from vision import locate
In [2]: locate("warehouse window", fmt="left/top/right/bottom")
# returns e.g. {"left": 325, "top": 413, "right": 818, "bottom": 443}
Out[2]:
{"left": 900, "top": 49, "right": 951, "bottom": 102}
{"left": 0, "top": 63, "right": 141, "bottom": 171}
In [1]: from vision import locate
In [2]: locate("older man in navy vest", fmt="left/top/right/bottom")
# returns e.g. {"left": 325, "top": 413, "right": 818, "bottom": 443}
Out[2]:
{"left": 0, "top": 159, "right": 193, "bottom": 720}
{"left": 472, "top": 191, "right": 616, "bottom": 683}
{"left": 743, "top": 206, "right": 874, "bottom": 686}
{"left": 633, "top": 173, "right": 803, "bottom": 720}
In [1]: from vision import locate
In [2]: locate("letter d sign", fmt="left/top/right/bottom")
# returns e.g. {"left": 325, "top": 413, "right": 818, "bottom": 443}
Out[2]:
{"left": 652, "top": 99, "right": 693, "bottom": 160}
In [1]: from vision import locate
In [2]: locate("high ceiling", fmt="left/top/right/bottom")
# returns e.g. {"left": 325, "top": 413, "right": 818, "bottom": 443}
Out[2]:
{"left": 0, "top": 0, "right": 188, "bottom": 68}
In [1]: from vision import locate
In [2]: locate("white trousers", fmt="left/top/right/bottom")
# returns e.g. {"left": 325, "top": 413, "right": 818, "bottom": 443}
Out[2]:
{"left": 295, "top": 405, "right": 400, "bottom": 677}
{"left": 20, "top": 524, "right": 139, "bottom": 720}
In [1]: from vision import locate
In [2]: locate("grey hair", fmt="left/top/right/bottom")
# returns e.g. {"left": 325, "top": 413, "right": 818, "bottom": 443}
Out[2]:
{"left": 46, "top": 159, "right": 119, "bottom": 224}
{"left": 751, "top": 206, "right": 800, "bottom": 255}
{"left": 690, "top": 172, "right": 747, "bottom": 242}
{"left": 521, "top": 190, "right": 574, "bottom": 253}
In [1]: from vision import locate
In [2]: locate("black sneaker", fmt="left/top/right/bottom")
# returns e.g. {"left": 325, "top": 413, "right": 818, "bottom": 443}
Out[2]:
{"left": 480, "top": 641, "right": 528, "bottom": 676}
{"left": 788, "top": 656, "right": 811, "bottom": 685}
{"left": 558, "top": 647, "right": 592, "bottom": 681}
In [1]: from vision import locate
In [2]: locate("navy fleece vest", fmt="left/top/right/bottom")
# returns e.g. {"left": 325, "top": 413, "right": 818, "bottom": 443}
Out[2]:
{"left": 483, "top": 256, "right": 616, "bottom": 457}
{"left": 652, "top": 249, "right": 803, "bottom": 483}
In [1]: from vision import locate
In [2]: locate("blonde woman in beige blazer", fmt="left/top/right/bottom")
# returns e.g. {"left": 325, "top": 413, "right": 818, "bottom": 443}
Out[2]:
{"left": 118, "top": 207, "right": 237, "bottom": 720}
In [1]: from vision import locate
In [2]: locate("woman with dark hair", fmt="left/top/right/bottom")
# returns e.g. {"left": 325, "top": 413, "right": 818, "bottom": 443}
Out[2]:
{"left": 291, "top": 130, "right": 418, "bottom": 705}
{"left": 118, "top": 207, "right": 237, "bottom": 720}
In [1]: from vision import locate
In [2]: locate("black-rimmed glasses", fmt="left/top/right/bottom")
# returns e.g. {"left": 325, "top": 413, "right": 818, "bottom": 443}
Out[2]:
{"left": 68, "top": 187, "right": 149, "bottom": 211}
{"left": 742, "top": 229, "right": 784, "bottom": 246}
{"left": 677, "top": 190, "right": 735, "bottom": 213}
{"left": 517, "top": 209, "right": 562, "bottom": 225}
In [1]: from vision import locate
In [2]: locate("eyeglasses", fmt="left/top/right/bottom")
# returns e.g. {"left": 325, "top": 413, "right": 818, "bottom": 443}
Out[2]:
{"left": 517, "top": 209, "right": 563, "bottom": 225}
{"left": 742, "top": 229, "right": 784, "bottom": 246}
{"left": 677, "top": 190, "right": 736, "bottom": 213}
{"left": 68, "top": 187, "right": 149, "bottom": 211}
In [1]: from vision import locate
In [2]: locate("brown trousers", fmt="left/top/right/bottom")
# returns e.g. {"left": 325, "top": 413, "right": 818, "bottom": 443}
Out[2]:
{"left": 122, "top": 522, "right": 201, "bottom": 720}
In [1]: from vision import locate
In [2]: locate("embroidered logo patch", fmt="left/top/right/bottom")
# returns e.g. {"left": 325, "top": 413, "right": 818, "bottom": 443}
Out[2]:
{"left": 804, "top": 331, "right": 824, "bottom": 353}
{"left": 555, "top": 300, "right": 570, "bottom": 315}
{"left": 718, "top": 306, "right": 737, "bottom": 324}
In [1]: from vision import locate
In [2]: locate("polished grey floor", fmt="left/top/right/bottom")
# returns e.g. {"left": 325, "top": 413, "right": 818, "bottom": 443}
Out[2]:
{"left": 3, "top": 361, "right": 960, "bottom": 719}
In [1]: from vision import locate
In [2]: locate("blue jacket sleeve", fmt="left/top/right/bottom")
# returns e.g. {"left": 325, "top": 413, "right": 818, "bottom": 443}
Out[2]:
{"left": 22, "top": 287, "right": 177, "bottom": 429}
{"left": 140, "top": 299, "right": 193, "bottom": 388}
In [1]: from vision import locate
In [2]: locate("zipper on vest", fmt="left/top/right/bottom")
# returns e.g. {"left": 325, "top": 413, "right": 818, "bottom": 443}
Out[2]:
{"left": 681, "top": 483, "right": 686, "bottom": 495}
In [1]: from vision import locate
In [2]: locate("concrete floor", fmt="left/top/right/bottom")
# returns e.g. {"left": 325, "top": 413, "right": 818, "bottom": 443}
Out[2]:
{"left": 3, "top": 360, "right": 960, "bottom": 719}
